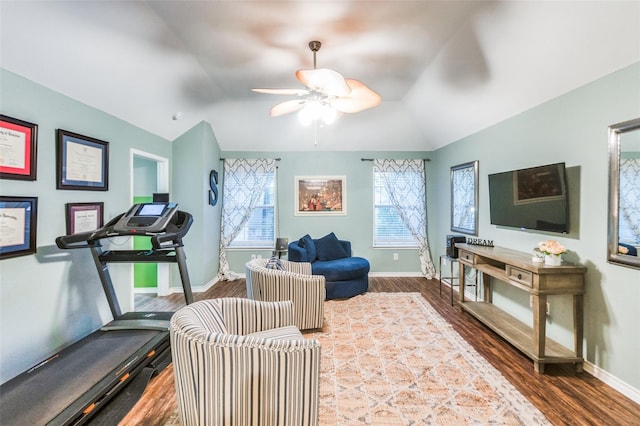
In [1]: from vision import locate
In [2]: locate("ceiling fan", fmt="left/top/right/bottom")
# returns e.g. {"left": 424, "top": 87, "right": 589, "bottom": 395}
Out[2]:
{"left": 252, "top": 41, "right": 382, "bottom": 125}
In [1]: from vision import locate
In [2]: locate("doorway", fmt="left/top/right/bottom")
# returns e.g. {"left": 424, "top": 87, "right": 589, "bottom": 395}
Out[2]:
{"left": 130, "top": 149, "right": 170, "bottom": 308}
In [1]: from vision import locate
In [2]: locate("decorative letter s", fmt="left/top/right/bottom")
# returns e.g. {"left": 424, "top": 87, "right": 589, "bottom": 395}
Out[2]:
{"left": 209, "top": 170, "right": 219, "bottom": 206}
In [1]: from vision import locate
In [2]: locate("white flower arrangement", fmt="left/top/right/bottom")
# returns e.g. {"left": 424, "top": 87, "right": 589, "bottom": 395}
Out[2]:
{"left": 537, "top": 240, "right": 567, "bottom": 256}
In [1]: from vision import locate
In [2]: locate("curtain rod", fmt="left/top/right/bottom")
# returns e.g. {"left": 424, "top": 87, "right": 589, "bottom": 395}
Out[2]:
{"left": 219, "top": 158, "right": 281, "bottom": 161}
{"left": 361, "top": 158, "right": 431, "bottom": 162}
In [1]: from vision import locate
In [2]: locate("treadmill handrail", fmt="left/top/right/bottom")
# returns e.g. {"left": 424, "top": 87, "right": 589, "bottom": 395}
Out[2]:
{"left": 151, "top": 211, "right": 192, "bottom": 249}
{"left": 55, "top": 211, "right": 193, "bottom": 250}
{"left": 55, "top": 213, "right": 125, "bottom": 250}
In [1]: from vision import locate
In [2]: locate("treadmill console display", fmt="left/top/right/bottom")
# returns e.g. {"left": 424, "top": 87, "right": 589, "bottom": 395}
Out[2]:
{"left": 113, "top": 202, "right": 179, "bottom": 234}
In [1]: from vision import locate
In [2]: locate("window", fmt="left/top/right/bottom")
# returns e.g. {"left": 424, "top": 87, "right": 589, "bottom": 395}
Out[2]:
{"left": 227, "top": 169, "right": 276, "bottom": 249}
{"left": 373, "top": 170, "right": 419, "bottom": 248}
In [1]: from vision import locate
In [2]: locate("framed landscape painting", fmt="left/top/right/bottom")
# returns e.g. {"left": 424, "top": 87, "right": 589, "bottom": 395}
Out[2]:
{"left": 295, "top": 176, "right": 346, "bottom": 216}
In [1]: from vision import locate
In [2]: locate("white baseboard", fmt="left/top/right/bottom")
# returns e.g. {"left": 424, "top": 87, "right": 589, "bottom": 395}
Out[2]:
{"left": 582, "top": 360, "right": 640, "bottom": 404}
{"left": 160, "top": 275, "right": 220, "bottom": 296}
{"left": 133, "top": 287, "right": 158, "bottom": 294}
{"left": 369, "top": 271, "right": 425, "bottom": 277}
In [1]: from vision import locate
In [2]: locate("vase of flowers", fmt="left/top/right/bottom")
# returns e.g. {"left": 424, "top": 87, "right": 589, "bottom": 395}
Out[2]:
{"left": 537, "top": 240, "right": 567, "bottom": 266}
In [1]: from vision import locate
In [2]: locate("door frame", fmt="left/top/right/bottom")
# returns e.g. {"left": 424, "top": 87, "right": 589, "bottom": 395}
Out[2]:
{"left": 130, "top": 149, "right": 170, "bottom": 303}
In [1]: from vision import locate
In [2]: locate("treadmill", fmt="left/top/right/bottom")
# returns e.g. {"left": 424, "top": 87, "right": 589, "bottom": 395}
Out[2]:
{"left": 0, "top": 202, "right": 194, "bottom": 425}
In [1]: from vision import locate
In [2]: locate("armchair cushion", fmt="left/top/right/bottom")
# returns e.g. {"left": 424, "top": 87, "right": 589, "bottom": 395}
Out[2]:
{"left": 298, "top": 234, "right": 316, "bottom": 262}
{"left": 248, "top": 325, "right": 305, "bottom": 341}
{"left": 312, "top": 256, "right": 371, "bottom": 282}
{"left": 314, "top": 232, "right": 349, "bottom": 261}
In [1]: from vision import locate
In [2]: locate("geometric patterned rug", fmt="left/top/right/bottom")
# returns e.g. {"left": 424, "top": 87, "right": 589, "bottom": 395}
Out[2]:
{"left": 306, "top": 293, "right": 551, "bottom": 425}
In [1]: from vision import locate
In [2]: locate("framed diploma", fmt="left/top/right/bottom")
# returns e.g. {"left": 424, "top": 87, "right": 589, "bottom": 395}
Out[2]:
{"left": 65, "top": 202, "right": 104, "bottom": 235}
{"left": 0, "top": 115, "right": 38, "bottom": 181}
{"left": 0, "top": 196, "right": 38, "bottom": 260}
{"left": 56, "top": 129, "right": 109, "bottom": 191}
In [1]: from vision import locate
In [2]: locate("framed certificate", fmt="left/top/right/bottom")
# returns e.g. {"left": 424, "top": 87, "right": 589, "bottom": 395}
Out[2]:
{"left": 56, "top": 129, "right": 109, "bottom": 191}
{"left": 0, "top": 196, "right": 38, "bottom": 260}
{"left": 0, "top": 115, "right": 38, "bottom": 181}
{"left": 65, "top": 202, "right": 104, "bottom": 235}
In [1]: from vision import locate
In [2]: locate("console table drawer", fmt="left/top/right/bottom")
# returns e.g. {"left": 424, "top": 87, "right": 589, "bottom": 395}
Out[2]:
{"left": 458, "top": 250, "right": 474, "bottom": 263}
{"left": 507, "top": 266, "right": 533, "bottom": 287}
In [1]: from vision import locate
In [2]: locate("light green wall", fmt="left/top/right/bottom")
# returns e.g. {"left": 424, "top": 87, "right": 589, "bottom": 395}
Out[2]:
{"left": 172, "top": 121, "right": 222, "bottom": 288}
{"left": 221, "top": 151, "right": 434, "bottom": 274}
{"left": 0, "top": 69, "right": 172, "bottom": 383}
{"left": 432, "top": 62, "right": 640, "bottom": 390}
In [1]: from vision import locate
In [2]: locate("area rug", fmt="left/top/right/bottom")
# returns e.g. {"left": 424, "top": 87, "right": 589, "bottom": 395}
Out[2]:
{"left": 308, "top": 292, "right": 550, "bottom": 425}
{"left": 165, "top": 292, "right": 550, "bottom": 425}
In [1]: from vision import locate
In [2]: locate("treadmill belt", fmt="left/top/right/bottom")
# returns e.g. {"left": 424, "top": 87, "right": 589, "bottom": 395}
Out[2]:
{"left": 0, "top": 329, "right": 165, "bottom": 425}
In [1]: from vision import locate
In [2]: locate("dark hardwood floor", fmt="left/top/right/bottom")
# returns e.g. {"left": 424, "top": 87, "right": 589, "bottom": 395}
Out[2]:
{"left": 122, "top": 277, "right": 640, "bottom": 426}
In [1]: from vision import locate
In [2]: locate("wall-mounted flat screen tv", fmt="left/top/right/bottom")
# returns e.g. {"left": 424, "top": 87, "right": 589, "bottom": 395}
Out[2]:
{"left": 488, "top": 162, "right": 569, "bottom": 233}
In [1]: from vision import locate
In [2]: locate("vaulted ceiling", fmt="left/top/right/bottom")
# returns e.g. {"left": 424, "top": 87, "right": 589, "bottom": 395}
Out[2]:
{"left": 1, "top": 1, "right": 639, "bottom": 152}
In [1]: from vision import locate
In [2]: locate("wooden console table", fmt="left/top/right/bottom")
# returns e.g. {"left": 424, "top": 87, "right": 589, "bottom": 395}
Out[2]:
{"left": 455, "top": 243, "right": 586, "bottom": 373}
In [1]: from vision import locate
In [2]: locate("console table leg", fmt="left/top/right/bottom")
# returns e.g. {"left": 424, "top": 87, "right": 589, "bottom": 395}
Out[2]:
{"left": 532, "top": 294, "right": 547, "bottom": 369}
{"left": 458, "top": 261, "right": 466, "bottom": 307}
{"left": 482, "top": 272, "right": 492, "bottom": 303}
{"left": 534, "top": 362, "right": 544, "bottom": 374}
{"left": 574, "top": 294, "right": 584, "bottom": 373}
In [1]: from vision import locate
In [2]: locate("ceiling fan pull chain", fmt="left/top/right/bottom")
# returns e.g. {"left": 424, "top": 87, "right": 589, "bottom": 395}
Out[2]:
{"left": 314, "top": 120, "right": 318, "bottom": 147}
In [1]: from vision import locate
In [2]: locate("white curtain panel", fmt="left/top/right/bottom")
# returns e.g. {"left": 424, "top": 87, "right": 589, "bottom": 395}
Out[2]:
{"left": 218, "top": 158, "right": 276, "bottom": 280}
{"left": 374, "top": 159, "right": 436, "bottom": 278}
{"left": 620, "top": 158, "right": 640, "bottom": 243}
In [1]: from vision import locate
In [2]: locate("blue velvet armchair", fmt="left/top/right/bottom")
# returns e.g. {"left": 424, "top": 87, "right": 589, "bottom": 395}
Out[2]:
{"left": 288, "top": 232, "right": 369, "bottom": 299}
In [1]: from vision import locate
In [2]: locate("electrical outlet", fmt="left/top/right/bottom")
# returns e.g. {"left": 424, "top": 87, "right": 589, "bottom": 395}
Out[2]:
{"left": 393, "top": 253, "right": 399, "bottom": 261}
{"left": 546, "top": 302, "right": 551, "bottom": 316}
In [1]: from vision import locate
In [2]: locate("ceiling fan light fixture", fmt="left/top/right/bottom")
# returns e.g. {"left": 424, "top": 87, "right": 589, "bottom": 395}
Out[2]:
{"left": 298, "top": 101, "right": 339, "bottom": 126}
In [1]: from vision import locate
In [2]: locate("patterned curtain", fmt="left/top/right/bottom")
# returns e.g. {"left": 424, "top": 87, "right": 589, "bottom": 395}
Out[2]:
{"left": 218, "top": 158, "right": 276, "bottom": 280}
{"left": 374, "top": 159, "right": 436, "bottom": 278}
{"left": 620, "top": 158, "right": 640, "bottom": 243}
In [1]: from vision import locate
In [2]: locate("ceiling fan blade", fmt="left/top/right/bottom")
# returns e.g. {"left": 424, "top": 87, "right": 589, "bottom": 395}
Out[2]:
{"left": 329, "top": 79, "right": 382, "bottom": 113}
{"left": 296, "top": 68, "right": 351, "bottom": 97}
{"left": 252, "top": 88, "right": 309, "bottom": 96}
{"left": 270, "top": 99, "right": 307, "bottom": 117}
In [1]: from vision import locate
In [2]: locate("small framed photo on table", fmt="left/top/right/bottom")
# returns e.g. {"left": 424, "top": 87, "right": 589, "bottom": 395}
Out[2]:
{"left": 0, "top": 196, "right": 38, "bottom": 260}
{"left": 56, "top": 129, "right": 109, "bottom": 191}
{"left": 66, "top": 202, "right": 104, "bottom": 235}
{"left": 0, "top": 115, "right": 38, "bottom": 181}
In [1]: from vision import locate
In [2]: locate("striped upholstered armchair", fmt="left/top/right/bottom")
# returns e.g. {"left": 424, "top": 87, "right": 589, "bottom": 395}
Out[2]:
{"left": 246, "top": 258, "right": 325, "bottom": 330}
{"left": 170, "top": 298, "right": 321, "bottom": 426}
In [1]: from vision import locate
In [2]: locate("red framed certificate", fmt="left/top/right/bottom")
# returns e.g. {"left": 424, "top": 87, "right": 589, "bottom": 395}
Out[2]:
{"left": 0, "top": 115, "right": 38, "bottom": 181}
